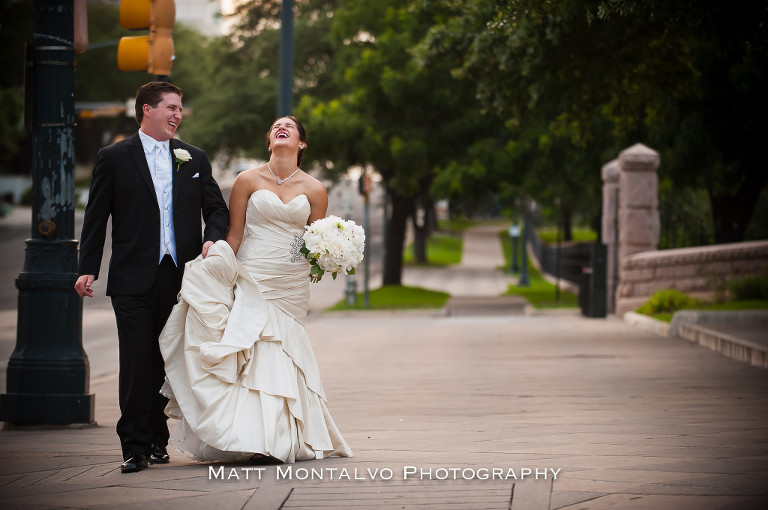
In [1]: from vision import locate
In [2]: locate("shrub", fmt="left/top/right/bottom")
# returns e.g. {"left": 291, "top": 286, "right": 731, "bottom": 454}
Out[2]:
{"left": 635, "top": 289, "right": 698, "bottom": 315}
{"left": 728, "top": 270, "right": 768, "bottom": 301}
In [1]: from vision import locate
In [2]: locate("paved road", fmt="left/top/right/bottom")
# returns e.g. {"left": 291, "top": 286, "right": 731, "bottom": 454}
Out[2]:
{"left": 1, "top": 307, "right": 767, "bottom": 509}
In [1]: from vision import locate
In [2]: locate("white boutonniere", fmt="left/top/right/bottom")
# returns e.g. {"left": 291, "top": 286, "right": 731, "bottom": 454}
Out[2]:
{"left": 173, "top": 148, "right": 192, "bottom": 172}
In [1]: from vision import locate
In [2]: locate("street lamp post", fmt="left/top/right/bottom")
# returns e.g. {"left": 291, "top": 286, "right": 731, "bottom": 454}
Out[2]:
{"left": 555, "top": 204, "right": 562, "bottom": 303}
{"left": 0, "top": 0, "right": 94, "bottom": 426}
{"left": 508, "top": 224, "right": 520, "bottom": 274}
{"left": 517, "top": 214, "right": 530, "bottom": 287}
{"left": 278, "top": 0, "right": 294, "bottom": 116}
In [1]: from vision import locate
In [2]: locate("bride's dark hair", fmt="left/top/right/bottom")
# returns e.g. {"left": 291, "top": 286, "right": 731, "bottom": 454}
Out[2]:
{"left": 266, "top": 115, "right": 307, "bottom": 167}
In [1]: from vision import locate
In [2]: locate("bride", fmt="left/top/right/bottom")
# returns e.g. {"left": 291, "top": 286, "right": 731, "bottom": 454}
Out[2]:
{"left": 159, "top": 115, "right": 353, "bottom": 463}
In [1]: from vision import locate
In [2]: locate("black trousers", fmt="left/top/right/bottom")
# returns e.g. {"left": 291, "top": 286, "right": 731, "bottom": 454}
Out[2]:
{"left": 112, "top": 255, "right": 181, "bottom": 459}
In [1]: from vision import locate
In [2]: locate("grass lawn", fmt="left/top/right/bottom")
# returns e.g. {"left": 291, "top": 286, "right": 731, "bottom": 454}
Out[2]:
{"left": 438, "top": 218, "right": 478, "bottom": 234}
{"left": 403, "top": 233, "right": 463, "bottom": 266}
{"left": 331, "top": 222, "right": 586, "bottom": 311}
{"left": 327, "top": 285, "right": 451, "bottom": 311}
{"left": 536, "top": 227, "right": 598, "bottom": 243}
{"left": 648, "top": 299, "right": 768, "bottom": 322}
{"left": 498, "top": 231, "right": 579, "bottom": 308}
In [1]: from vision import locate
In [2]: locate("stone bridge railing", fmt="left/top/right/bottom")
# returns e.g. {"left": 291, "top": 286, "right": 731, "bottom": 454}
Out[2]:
{"left": 615, "top": 240, "right": 768, "bottom": 317}
{"left": 602, "top": 143, "right": 768, "bottom": 317}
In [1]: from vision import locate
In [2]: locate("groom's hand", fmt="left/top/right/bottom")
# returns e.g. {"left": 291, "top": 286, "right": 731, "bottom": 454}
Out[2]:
{"left": 201, "top": 241, "right": 214, "bottom": 259}
{"left": 74, "top": 274, "right": 95, "bottom": 298}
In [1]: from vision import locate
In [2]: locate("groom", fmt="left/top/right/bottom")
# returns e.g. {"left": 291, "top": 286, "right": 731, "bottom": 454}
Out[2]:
{"left": 75, "top": 82, "right": 229, "bottom": 473}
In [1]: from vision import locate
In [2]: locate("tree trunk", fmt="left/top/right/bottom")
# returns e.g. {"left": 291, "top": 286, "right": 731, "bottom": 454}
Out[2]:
{"left": 426, "top": 199, "right": 437, "bottom": 232}
{"left": 427, "top": 199, "right": 440, "bottom": 232}
{"left": 382, "top": 190, "right": 415, "bottom": 285}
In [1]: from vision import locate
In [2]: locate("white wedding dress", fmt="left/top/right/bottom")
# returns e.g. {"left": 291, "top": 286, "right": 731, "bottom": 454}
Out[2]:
{"left": 159, "top": 189, "right": 353, "bottom": 463}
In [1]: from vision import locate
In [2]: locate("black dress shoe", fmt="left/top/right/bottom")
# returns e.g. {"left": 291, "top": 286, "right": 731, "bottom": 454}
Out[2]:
{"left": 149, "top": 444, "right": 170, "bottom": 464}
{"left": 121, "top": 454, "right": 149, "bottom": 473}
{"left": 249, "top": 453, "right": 282, "bottom": 465}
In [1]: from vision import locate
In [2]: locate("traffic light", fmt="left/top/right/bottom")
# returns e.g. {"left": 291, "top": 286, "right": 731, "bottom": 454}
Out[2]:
{"left": 117, "top": 0, "right": 175, "bottom": 76}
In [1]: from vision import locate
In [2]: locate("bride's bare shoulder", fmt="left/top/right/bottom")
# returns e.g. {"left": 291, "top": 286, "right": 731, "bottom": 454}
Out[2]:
{"left": 233, "top": 165, "right": 269, "bottom": 190}
{"left": 302, "top": 172, "right": 327, "bottom": 195}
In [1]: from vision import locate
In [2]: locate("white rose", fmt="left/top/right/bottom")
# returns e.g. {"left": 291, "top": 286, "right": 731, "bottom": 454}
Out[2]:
{"left": 302, "top": 215, "right": 365, "bottom": 281}
{"left": 173, "top": 148, "right": 192, "bottom": 162}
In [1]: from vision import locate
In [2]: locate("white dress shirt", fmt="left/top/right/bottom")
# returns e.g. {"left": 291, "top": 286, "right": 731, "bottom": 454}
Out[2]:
{"left": 138, "top": 129, "right": 177, "bottom": 265}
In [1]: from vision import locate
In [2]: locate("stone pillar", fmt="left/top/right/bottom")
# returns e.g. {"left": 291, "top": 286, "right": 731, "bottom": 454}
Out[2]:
{"left": 616, "top": 143, "right": 660, "bottom": 316}
{"left": 601, "top": 159, "right": 620, "bottom": 314}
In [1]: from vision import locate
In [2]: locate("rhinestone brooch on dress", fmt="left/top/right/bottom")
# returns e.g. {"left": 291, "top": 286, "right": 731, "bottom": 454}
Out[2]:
{"left": 289, "top": 233, "right": 303, "bottom": 263}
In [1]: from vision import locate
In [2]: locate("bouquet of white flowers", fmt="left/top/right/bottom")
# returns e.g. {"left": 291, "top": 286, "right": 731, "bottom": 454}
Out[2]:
{"left": 300, "top": 215, "right": 365, "bottom": 282}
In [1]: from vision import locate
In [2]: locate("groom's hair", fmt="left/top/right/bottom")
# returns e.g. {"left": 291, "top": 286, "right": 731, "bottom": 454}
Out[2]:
{"left": 134, "top": 81, "right": 183, "bottom": 124}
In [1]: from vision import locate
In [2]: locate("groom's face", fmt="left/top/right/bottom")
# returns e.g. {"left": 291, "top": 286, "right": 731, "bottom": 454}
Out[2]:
{"left": 142, "top": 92, "right": 183, "bottom": 141}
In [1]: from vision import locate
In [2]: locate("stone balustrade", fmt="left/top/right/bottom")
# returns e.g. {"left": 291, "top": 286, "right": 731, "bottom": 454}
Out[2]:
{"left": 615, "top": 240, "right": 768, "bottom": 317}
{"left": 602, "top": 143, "right": 767, "bottom": 317}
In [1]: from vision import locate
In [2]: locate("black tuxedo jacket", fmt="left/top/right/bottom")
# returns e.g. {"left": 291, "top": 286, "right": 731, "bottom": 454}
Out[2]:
{"left": 79, "top": 133, "right": 229, "bottom": 296}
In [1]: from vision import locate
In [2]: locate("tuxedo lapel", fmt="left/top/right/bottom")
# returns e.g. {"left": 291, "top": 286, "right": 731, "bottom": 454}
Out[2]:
{"left": 127, "top": 133, "right": 159, "bottom": 207}
{"left": 170, "top": 139, "right": 182, "bottom": 204}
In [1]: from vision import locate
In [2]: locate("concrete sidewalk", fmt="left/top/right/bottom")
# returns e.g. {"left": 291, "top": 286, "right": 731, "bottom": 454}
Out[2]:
{"left": 403, "top": 224, "right": 517, "bottom": 297}
{"left": 1, "top": 311, "right": 767, "bottom": 509}
{"left": 1, "top": 225, "right": 767, "bottom": 509}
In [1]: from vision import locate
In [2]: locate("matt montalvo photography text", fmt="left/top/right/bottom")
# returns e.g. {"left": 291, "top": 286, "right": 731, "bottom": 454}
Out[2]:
{"left": 208, "top": 465, "right": 563, "bottom": 481}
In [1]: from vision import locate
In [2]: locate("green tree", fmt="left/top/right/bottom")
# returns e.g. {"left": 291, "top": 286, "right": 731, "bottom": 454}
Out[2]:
{"left": 75, "top": 2, "right": 212, "bottom": 103}
{"left": 1, "top": 1, "right": 221, "bottom": 174}
{"left": 420, "top": 0, "right": 640, "bottom": 240}
{"left": 0, "top": 0, "right": 32, "bottom": 172}
{"left": 74, "top": 1, "right": 147, "bottom": 102}
{"left": 179, "top": 0, "right": 339, "bottom": 161}
{"left": 422, "top": 0, "right": 768, "bottom": 244}
{"left": 597, "top": 0, "right": 768, "bottom": 243}
{"left": 301, "top": 0, "right": 501, "bottom": 283}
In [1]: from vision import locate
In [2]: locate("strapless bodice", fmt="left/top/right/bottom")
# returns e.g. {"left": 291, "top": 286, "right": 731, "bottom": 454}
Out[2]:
{"left": 236, "top": 189, "right": 311, "bottom": 321}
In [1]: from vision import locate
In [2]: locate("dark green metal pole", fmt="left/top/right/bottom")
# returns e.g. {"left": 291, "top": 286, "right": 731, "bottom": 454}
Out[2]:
{"left": 509, "top": 224, "right": 520, "bottom": 274}
{"left": 518, "top": 213, "right": 530, "bottom": 287}
{"left": 278, "top": 0, "right": 294, "bottom": 117}
{"left": 555, "top": 215, "right": 561, "bottom": 302}
{"left": 0, "top": 0, "right": 95, "bottom": 426}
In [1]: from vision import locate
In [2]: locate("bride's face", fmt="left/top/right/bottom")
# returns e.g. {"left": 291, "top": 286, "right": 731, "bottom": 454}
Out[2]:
{"left": 269, "top": 118, "right": 301, "bottom": 152}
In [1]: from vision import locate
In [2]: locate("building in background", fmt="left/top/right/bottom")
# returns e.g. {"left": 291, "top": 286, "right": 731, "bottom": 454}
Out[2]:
{"left": 176, "top": 0, "right": 226, "bottom": 37}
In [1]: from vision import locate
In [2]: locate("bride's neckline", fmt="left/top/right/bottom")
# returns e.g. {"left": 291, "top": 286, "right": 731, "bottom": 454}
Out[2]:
{"left": 253, "top": 188, "right": 308, "bottom": 206}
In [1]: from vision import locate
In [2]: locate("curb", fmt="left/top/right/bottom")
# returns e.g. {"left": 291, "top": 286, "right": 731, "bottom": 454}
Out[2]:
{"left": 623, "top": 311, "right": 670, "bottom": 337}
{"left": 625, "top": 310, "right": 768, "bottom": 369}
{"left": 679, "top": 322, "right": 768, "bottom": 369}
{"left": 668, "top": 309, "right": 768, "bottom": 337}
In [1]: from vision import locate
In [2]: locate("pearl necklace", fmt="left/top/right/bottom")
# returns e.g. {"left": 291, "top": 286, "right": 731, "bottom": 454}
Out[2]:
{"left": 267, "top": 163, "right": 300, "bottom": 185}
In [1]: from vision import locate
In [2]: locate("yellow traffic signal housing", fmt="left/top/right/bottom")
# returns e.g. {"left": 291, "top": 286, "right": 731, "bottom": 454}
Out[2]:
{"left": 117, "top": 36, "right": 150, "bottom": 71}
{"left": 119, "top": 0, "right": 151, "bottom": 29}
{"left": 117, "top": 0, "right": 175, "bottom": 76}
{"left": 150, "top": 0, "right": 175, "bottom": 76}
